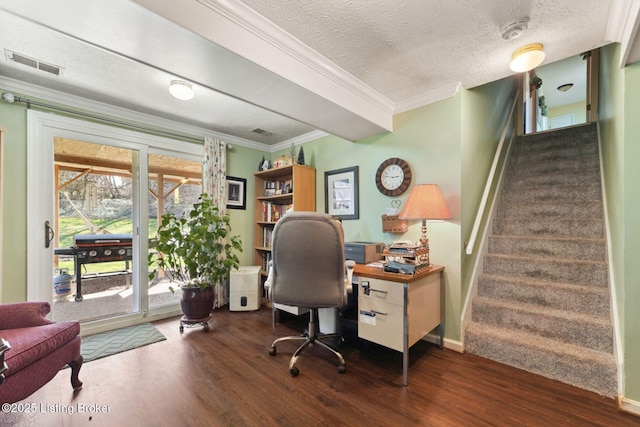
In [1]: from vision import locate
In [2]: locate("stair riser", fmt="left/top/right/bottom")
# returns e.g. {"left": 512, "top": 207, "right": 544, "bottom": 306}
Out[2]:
{"left": 505, "top": 170, "right": 600, "bottom": 189}
{"left": 488, "top": 236, "right": 607, "bottom": 262}
{"left": 501, "top": 184, "right": 601, "bottom": 204}
{"left": 496, "top": 202, "right": 602, "bottom": 220}
{"left": 511, "top": 143, "right": 598, "bottom": 163}
{"left": 493, "top": 219, "right": 604, "bottom": 239}
{"left": 507, "top": 155, "right": 599, "bottom": 177}
{"left": 464, "top": 330, "right": 616, "bottom": 396}
{"left": 483, "top": 256, "right": 608, "bottom": 287}
{"left": 477, "top": 275, "right": 610, "bottom": 317}
{"left": 471, "top": 299, "right": 613, "bottom": 352}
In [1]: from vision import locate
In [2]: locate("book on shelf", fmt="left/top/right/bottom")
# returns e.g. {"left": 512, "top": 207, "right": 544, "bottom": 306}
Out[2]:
{"left": 263, "top": 179, "right": 293, "bottom": 196}
{"left": 261, "top": 201, "right": 293, "bottom": 222}
{"left": 261, "top": 252, "right": 272, "bottom": 272}
{"left": 263, "top": 227, "right": 273, "bottom": 248}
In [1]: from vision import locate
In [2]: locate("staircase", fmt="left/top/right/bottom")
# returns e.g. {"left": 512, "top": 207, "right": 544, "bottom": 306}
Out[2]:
{"left": 465, "top": 123, "right": 617, "bottom": 396}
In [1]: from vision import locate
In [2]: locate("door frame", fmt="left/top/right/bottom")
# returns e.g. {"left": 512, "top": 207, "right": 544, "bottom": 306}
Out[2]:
{"left": 27, "top": 111, "right": 203, "bottom": 334}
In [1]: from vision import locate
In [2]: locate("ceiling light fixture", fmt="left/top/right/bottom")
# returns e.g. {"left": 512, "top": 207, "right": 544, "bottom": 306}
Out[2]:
{"left": 557, "top": 83, "right": 574, "bottom": 92}
{"left": 169, "top": 80, "right": 194, "bottom": 100}
{"left": 509, "top": 43, "right": 545, "bottom": 73}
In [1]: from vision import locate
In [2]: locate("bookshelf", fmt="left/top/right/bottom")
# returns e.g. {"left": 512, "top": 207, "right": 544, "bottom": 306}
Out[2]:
{"left": 253, "top": 164, "right": 316, "bottom": 279}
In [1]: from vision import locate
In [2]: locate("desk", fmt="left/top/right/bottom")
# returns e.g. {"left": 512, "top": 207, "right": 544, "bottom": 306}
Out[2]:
{"left": 353, "top": 264, "right": 444, "bottom": 386}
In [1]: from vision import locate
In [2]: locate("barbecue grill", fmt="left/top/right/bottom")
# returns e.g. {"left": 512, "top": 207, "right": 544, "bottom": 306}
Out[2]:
{"left": 54, "top": 234, "right": 133, "bottom": 301}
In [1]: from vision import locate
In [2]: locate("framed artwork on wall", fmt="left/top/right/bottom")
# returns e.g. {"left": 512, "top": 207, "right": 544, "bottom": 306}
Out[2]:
{"left": 226, "top": 176, "right": 246, "bottom": 210}
{"left": 324, "top": 166, "right": 359, "bottom": 220}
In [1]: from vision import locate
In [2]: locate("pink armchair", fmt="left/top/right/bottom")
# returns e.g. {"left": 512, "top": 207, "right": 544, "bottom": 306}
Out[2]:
{"left": 0, "top": 302, "right": 82, "bottom": 404}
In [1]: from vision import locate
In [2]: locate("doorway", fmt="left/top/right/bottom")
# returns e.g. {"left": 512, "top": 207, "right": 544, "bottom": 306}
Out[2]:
{"left": 27, "top": 111, "right": 203, "bottom": 334}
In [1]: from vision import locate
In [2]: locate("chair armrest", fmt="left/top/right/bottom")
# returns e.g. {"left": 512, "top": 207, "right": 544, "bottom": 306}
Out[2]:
{"left": 263, "top": 261, "right": 274, "bottom": 301}
{"left": 344, "top": 260, "right": 355, "bottom": 300}
{"left": 0, "top": 338, "right": 9, "bottom": 385}
{"left": 0, "top": 302, "right": 53, "bottom": 330}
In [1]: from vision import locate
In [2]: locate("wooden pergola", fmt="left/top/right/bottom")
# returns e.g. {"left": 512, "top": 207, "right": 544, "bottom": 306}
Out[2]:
{"left": 54, "top": 137, "right": 202, "bottom": 249}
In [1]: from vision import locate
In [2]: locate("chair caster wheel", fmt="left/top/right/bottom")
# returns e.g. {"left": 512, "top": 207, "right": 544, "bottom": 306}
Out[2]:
{"left": 179, "top": 325, "right": 184, "bottom": 333}
{"left": 290, "top": 366, "right": 299, "bottom": 377}
{"left": 338, "top": 365, "right": 346, "bottom": 374}
{"left": 268, "top": 346, "right": 276, "bottom": 356}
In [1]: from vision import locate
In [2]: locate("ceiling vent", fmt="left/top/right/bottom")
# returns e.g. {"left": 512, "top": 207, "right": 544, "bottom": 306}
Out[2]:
{"left": 251, "top": 128, "right": 274, "bottom": 137}
{"left": 4, "top": 49, "right": 64, "bottom": 76}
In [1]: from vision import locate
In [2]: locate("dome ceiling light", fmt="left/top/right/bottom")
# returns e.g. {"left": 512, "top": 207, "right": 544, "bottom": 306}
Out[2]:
{"left": 557, "top": 83, "right": 574, "bottom": 92}
{"left": 169, "top": 80, "right": 194, "bottom": 100}
{"left": 509, "top": 43, "right": 545, "bottom": 73}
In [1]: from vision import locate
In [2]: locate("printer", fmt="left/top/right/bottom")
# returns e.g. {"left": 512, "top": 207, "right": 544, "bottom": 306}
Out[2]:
{"left": 344, "top": 241, "right": 385, "bottom": 264}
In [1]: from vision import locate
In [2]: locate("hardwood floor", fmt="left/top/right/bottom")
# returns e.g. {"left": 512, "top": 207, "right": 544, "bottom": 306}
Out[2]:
{"left": 5, "top": 307, "right": 639, "bottom": 426}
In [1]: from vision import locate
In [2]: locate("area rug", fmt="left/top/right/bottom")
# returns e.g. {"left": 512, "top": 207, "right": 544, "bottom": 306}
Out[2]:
{"left": 81, "top": 323, "right": 166, "bottom": 362}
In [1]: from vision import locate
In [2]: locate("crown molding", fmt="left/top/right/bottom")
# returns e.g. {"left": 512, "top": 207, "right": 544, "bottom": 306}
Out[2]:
{"left": 0, "top": 76, "right": 275, "bottom": 151}
{"left": 393, "top": 82, "right": 462, "bottom": 115}
{"left": 269, "top": 130, "right": 329, "bottom": 153}
{"left": 606, "top": 0, "right": 640, "bottom": 66}
{"left": 197, "top": 0, "right": 395, "bottom": 116}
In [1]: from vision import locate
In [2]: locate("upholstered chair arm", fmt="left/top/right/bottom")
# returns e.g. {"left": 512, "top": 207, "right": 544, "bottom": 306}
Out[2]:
{"left": 263, "top": 261, "right": 274, "bottom": 301}
{"left": 0, "top": 302, "right": 53, "bottom": 330}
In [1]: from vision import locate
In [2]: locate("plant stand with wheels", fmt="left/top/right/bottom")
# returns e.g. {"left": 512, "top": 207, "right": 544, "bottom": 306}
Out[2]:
{"left": 179, "top": 313, "right": 213, "bottom": 333}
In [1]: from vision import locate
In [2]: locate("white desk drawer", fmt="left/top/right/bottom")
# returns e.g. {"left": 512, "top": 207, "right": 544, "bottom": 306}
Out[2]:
{"left": 358, "top": 297, "right": 403, "bottom": 352}
{"left": 358, "top": 277, "right": 404, "bottom": 306}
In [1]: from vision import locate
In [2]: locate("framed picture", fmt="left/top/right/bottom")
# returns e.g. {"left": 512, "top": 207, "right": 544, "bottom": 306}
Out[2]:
{"left": 226, "top": 176, "right": 246, "bottom": 210}
{"left": 324, "top": 166, "right": 359, "bottom": 220}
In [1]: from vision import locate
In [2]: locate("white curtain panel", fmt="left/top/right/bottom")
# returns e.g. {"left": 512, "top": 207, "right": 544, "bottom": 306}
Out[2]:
{"left": 203, "top": 137, "right": 228, "bottom": 307}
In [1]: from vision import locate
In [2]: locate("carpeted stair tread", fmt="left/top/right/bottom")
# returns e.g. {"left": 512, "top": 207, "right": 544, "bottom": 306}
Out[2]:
{"left": 501, "top": 183, "right": 601, "bottom": 204}
{"left": 493, "top": 218, "right": 603, "bottom": 238}
{"left": 477, "top": 273, "right": 610, "bottom": 317}
{"left": 487, "top": 235, "right": 607, "bottom": 261}
{"left": 496, "top": 201, "right": 603, "bottom": 220}
{"left": 465, "top": 322, "right": 616, "bottom": 396}
{"left": 507, "top": 154, "right": 599, "bottom": 175}
{"left": 504, "top": 169, "right": 600, "bottom": 189}
{"left": 483, "top": 253, "right": 608, "bottom": 287}
{"left": 471, "top": 296, "right": 613, "bottom": 352}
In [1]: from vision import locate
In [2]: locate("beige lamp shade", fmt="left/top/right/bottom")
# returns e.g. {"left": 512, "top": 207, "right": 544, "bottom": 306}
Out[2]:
{"left": 398, "top": 184, "right": 451, "bottom": 220}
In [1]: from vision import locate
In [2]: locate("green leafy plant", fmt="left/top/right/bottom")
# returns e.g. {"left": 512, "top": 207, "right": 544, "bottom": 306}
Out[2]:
{"left": 148, "top": 193, "right": 243, "bottom": 292}
{"left": 538, "top": 95, "right": 548, "bottom": 116}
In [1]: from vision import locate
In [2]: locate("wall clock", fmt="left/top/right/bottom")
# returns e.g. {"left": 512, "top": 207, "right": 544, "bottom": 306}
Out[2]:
{"left": 375, "top": 157, "right": 412, "bottom": 196}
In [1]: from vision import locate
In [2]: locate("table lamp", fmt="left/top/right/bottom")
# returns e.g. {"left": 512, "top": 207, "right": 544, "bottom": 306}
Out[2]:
{"left": 398, "top": 184, "right": 451, "bottom": 265}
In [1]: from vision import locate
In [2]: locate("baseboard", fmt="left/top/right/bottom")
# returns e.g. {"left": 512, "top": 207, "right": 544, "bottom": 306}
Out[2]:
{"left": 619, "top": 396, "right": 640, "bottom": 417}
{"left": 424, "top": 334, "right": 464, "bottom": 353}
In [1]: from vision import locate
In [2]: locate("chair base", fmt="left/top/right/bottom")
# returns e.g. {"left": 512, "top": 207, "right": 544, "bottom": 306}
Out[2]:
{"left": 268, "top": 308, "right": 346, "bottom": 376}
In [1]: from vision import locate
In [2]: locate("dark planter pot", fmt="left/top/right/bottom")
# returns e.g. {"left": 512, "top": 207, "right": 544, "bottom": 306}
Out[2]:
{"left": 180, "top": 285, "right": 214, "bottom": 320}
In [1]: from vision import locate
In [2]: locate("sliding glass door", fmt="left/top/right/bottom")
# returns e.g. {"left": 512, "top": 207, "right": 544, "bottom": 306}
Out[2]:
{"left": 27, "top": 111, "right": 203, "bottom": 333}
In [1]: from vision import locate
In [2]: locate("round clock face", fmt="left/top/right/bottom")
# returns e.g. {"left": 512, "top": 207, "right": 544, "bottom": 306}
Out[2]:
{"left": 375, "top": 158, "right": 412, "bottom": 196}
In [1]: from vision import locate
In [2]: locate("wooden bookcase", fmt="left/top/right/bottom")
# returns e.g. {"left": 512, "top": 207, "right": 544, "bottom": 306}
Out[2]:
{"left": 253, "top": 164, "right": 316, "bottom": 279}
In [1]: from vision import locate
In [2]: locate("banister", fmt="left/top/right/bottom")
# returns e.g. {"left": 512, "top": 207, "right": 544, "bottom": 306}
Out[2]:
{"left": 465, "top": 92, "right": 519, "bottom": 255}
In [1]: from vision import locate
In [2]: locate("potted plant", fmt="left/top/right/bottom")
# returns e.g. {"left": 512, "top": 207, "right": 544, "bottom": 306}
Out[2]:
{"left": 148, "top": 193, "right": 243, "bottom": 322}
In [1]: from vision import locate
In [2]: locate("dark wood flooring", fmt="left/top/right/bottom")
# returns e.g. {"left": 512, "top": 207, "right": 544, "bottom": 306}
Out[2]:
{"left": 6, "top": 307, "right": 639, "bottom": 426}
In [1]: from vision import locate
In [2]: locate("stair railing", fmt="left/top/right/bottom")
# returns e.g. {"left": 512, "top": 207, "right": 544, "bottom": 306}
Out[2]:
{"left": 465, "top": 92, "right": 519, "bottom": 256}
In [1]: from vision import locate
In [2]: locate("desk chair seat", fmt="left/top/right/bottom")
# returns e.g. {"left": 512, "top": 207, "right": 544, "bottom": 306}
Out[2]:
{"left": 266, "top": 212, "right": 354, "bottom": 377}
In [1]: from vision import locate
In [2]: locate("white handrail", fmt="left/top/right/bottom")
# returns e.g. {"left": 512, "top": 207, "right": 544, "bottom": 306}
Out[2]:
{"left": 465, "top": 93, "right": 519, "bottom": 255}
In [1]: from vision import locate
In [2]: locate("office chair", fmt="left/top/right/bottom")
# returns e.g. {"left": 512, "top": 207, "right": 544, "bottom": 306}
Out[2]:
{"left": 266, "top": 212, "right": 355, "bottom": 376}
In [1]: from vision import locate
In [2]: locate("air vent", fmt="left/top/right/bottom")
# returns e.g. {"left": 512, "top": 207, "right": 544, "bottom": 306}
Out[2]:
{"left": 251, "top": 128, "right": 274, "bottom": 137}
{"left": 5, "top": 50, "right": 64, "bottom": 76}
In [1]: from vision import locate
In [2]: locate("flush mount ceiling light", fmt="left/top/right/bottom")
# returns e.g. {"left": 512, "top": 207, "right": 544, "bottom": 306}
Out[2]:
{"left": 169, "top": 80, "right": 194, "bottom": 100}
{"left": 509, "top": 43, "right": 545, "bottom": 73}
{"left": 557, "top": 83, "right": 574, "bottom": 92}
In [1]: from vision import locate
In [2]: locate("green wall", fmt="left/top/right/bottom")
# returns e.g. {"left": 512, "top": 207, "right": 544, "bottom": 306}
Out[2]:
{"left": 599, "top": 42, "right": 640, "bottom": 402}
{"left": 0, "top": 97, "right": 267, "bottom": 302}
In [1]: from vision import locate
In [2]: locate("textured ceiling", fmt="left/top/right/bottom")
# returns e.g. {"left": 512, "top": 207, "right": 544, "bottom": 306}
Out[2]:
{"left": 239, "top": 0, "right": 615, "bottom": 104}
{"left": 0, "top": 0, "right": 638, "bottom": 147}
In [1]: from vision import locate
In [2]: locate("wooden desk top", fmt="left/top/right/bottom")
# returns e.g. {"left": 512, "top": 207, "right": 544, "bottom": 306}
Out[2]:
{"left": 353, "top": 263, "right": 444, "bottom": 283}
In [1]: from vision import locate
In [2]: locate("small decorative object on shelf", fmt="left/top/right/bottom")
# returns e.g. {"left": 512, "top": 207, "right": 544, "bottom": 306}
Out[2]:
{"left": 297, "top": 146, "right": 305, "bottom": 165}
{"left": 290, "top": 143, "right": 297, "bottom": 164}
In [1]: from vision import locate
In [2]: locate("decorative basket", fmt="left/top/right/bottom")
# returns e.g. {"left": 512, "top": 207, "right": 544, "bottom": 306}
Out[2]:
{"left": 381, "top": 214, "right": 408, "bottom": 233}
